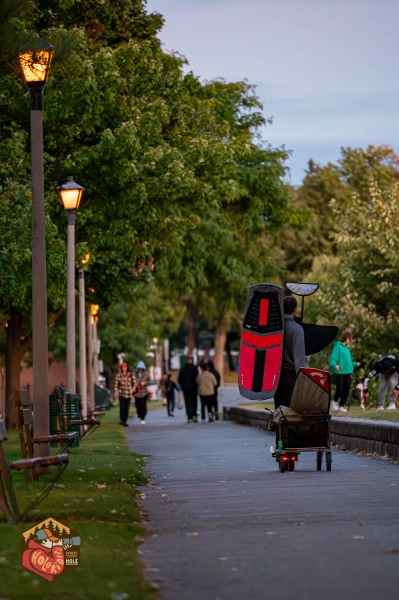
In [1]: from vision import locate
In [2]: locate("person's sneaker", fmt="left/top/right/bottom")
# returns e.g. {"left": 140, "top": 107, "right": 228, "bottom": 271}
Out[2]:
{"left": 140, "top": 420, "right": 145, "bottom": 424}
{"left": 338, "top": 406, "right": 347, "bottom": 413}
{"left": 192, "top": 416, "right": 198, "bottom": 423}
{"left": 387, "top": 402, "right": 397, "bottom": 410}
{"left": 377, "top": 405, "right": 384, "bottom": 411}
{"left": 331, "top": 401, "right": 339, "bottom": 411}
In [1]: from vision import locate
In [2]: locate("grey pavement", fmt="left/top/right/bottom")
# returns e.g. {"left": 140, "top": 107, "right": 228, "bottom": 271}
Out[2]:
{"left": 126, "top": 388, "right": 399, "bottom": 600}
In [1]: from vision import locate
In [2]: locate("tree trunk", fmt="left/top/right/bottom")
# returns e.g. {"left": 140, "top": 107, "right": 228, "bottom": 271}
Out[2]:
{"left": 185, "top": 302, "right": 198, "bottom": 355}
{"left": 214, "top": 318, "right": 227, "bottom": 383}
{"left": 5, "top": 312, "right": 27, "bottom": 429}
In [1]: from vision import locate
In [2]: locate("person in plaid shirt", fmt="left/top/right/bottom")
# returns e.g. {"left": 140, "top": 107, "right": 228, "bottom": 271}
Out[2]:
{"left": 114, "top": 362, "right": 137, "bottom": 426}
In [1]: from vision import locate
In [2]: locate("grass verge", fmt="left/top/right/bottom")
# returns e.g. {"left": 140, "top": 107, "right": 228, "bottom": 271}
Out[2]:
{"left": 239, "top": 402, "right": 399, "bottom": 422}
{"left": 0, "top": 407, "right": 155, "bottom": 600}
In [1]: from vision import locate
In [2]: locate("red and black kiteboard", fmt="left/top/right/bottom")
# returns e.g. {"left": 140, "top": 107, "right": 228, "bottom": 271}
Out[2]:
{"left": 238, "top": 284, "right": 283, "bottom": 400}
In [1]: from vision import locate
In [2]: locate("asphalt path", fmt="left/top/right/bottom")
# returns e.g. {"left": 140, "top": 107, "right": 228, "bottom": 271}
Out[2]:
{"left": 126, "top": 387, "right": 399, "bottom": 600}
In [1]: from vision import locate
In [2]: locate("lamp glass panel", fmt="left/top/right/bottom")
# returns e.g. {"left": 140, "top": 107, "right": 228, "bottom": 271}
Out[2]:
{"left": 60, "top": 189, "right": 81, "bottom": 210}
{"left": 19, "top": 50, "right": 53, "bottom": 83}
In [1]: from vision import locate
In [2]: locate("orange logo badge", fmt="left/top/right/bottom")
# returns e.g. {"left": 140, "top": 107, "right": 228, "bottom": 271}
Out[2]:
{"left": 21, "top": 517, "right": 81, "bottom": 581}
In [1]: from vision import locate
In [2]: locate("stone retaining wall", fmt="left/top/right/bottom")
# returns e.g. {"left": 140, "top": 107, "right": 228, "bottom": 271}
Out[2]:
{"left": 223, "top": 406, "right": 399, "bottom": 460}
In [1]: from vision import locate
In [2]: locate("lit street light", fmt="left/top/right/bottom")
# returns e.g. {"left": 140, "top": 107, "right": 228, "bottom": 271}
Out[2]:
{"left": 19, "top": 38, "right": 54, "bottom": 455}
{"left": 57, "top": 177, "right": 85, "bottom": 393}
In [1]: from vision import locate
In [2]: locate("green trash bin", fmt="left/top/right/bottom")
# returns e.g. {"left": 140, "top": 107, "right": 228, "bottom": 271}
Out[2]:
{"left": 63, "top": 393, "right": 81, "bottom": 447}
{"left": 49, "top": 394, "right": 60, "bottom": 435}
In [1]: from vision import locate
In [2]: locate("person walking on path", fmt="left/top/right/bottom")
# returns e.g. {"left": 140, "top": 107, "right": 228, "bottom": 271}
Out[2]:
{"left": 134, "top": 361, "right": 152, "bottom": 424}
{"left": 197, "top": 363, "right": 218, "bottom": 422}
{"left": 329, "top": 331, "right": 360, "bottom": 413}
{"left": 178, "top": 354, "right": 199, "bottom": 423}
{"left": 164, "top": 373, "right": 178, "bottom": 417}
{"left": 114, "top": 361, "right": 137, "bottom": 426}
{"left": 207, "top": 360, "right": 221, "bottom": 420}
{"left": 363, "top": 354, "right": 399, "bottom": 411}
{"left": 273, "top": 295, "right": 307, "bottom": 409}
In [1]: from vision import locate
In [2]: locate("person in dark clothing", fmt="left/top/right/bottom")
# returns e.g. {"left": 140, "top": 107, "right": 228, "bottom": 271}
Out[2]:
{"left": 178, "top": 355, "right": 199, "bottom": 423}
{"left": 165, "top": 372, "right": 178, "bottom": 416}
{"left": 273, "top": 295, "right": 306, "bottom": 409}
{"left": 207, "top": 360, "right": 221, "bottom": 420}
{"left": 363, "top": 354, "right": 399, "bottom": 410}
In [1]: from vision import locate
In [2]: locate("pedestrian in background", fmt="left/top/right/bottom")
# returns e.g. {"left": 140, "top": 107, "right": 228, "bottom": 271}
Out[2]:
{"left": 178, "top": 355, "right": 199, "bottom": 423}
{"left": 207, "top": 360, "right": 221, "bottom": 420}
{"left": 134, "top": 361, "right": 151, "bottom": 424}
{"left": 329, "top": 331, "right": 360, "bottom": 413}
{"left": 165, "top": 372, "right": 178, "bottom": 417}
{"left": 363, "top": 354, "right": 399, "bottom": 411}
{"left": 197, "top": 362, "right": 217, "bottom": 422}
{"left": 114, "top": 361, "right": 137, "bottom": 426}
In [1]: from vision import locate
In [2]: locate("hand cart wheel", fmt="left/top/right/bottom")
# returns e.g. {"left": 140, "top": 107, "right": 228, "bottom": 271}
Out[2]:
{"left": 279, "top": 457, "right": 286, "bottom": 473}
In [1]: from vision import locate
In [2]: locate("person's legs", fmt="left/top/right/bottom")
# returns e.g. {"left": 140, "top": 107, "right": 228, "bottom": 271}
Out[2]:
{"left": 274, "top": 368, "right": 296, "bottom": 409}
{"left": 200, "top": 396, "right": 207, "bottom": 420}
{"left": 339, "top": 375, "right": 352, "bottom": 407}
{"left": 207, "top": 395, "right": 215, "bottom": 421}
{"left": 387, "top": 373, "right": 398, "bottom": 408}
{"left": 119, "top": 396, "right": 128, "bottom": 424}
{"left": 141, "top": 396, "right": 148, "bottom": 420}
{"left": 135, "top": 397, "right": 142, "bottom": 420}
{"left": 377, "top": 374, "right": 389, "bottom": 408}
{"left": 213, "top": 393, "right": 219, "bottom": 420}
{"left": 188, "top": 391, "right": 198, "bottom": 421}
{"left": 183, "top": 391, "right": 191, "bottom": 420}
{"left": 333, "top": 374, "right": 344, "bottom": 403}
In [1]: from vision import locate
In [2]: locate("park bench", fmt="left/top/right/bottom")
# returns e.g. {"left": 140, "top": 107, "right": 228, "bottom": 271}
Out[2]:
{"left": 16, "top": 388, "right": 78, "bottom": 482}
{"left": 53, "top": 386, "right": 100, "bottom": 439}
{"left": 0, "top": 419, "right": 69, "bottom": 524}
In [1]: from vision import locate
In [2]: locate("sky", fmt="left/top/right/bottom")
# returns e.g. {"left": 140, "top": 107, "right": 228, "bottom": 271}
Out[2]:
{"left": 146, "top": 0, "right": 399, "bottom": 185}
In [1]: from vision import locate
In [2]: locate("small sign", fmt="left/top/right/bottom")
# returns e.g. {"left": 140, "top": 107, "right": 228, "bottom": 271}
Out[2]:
{"left": 21, "top": 517, "right": 81, "bottom": 581}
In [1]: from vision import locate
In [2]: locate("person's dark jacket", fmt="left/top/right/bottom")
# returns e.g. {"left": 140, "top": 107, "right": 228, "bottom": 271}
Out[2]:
{"left": 178, "top": 364, "right": 199, "bottom": 392}
{"left": 363, "top": 354, "right": 399, "bottom": 392}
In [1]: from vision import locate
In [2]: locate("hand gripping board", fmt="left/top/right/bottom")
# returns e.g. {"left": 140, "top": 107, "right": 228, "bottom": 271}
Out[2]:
{"left": 238, "top": 284, "right": 283, "bottom": 400}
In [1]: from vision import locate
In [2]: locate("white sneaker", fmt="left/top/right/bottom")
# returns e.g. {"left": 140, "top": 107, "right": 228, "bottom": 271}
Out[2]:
{"left": 387, "top": 403, "right": 397, "bottom": 410}
{"left": 331, "top": 401, "right": 339, "bottom": 411}
{"left": 140, "top": 420, "right": 146, "bottom": 424}
{"left": 338, "top": 406, "right": 347, "bottom": 413}
{"left": 377, "top": 405, "right": 384, "bottom": 411}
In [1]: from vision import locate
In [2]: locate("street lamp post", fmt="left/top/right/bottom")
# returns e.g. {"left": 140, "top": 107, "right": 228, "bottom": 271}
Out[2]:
{"left": 19, "top": 39, "right": 54, "bottom": 454}
{"left": 57, "top": 177, "right": 85, "bottom": 393}
{"left": 78, "top": 254, "right": 90, "bottom": 418}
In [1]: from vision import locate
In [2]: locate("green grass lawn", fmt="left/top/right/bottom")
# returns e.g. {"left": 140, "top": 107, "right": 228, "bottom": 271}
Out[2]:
{"left": 0, "top": 407, "right": 156, "bottom": 600}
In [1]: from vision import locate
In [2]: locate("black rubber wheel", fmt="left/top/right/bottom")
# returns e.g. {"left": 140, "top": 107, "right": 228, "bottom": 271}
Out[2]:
{"left": 326, "top": 451, "right": 332, "bottom": 471}
{"left": 288, "top": 455, "right": 295, "bottom": 472}
{"left": 317, "top": 451, "right": 323, "bottom": 471}
{"left": 279, "top": 457, "right": 286, "bottom": 473}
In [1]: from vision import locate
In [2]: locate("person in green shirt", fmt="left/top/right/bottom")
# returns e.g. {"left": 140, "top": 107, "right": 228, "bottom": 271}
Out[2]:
{"left": 329, "top": 331, "right": 360, "bottom": 412}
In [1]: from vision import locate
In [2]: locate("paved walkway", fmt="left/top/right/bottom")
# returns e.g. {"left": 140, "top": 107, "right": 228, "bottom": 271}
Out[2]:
{"left": 126, "top": 390, "right": 399, "bottom": 600}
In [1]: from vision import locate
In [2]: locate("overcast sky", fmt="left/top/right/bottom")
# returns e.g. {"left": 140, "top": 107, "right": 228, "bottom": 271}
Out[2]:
{"left": 146, "top": 0, "right": 399, "bottom": 185}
